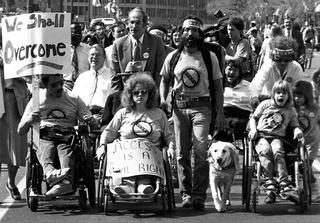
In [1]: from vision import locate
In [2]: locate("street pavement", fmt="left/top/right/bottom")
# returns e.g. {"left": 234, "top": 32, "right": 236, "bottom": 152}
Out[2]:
{"left": 1, "top": 52, "right": 320, "bottom": 223}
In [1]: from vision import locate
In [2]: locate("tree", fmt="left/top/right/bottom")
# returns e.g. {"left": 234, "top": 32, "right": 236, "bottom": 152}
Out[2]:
{"left": 205, "top": 0, "right": 317, "bottom": 26}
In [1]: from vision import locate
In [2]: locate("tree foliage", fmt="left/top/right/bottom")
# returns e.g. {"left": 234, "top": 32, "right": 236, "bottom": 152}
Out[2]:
{"left": 206, "top": 0, "right": 318, "bottom": 25}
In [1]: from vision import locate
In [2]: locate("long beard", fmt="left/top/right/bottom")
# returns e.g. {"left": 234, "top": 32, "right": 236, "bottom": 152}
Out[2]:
{"left": 182, "top": 36, "right": 201, "bottom": 48}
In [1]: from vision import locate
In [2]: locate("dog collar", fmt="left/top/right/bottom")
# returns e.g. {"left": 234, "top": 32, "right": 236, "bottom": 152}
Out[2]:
{"left": 208, "top": 157, "right": 235, "bottom": 171}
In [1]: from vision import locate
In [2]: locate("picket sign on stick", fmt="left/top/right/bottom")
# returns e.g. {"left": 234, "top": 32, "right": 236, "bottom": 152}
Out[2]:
{"left": 1, "top": 13, "right": 71, "bottom": 150}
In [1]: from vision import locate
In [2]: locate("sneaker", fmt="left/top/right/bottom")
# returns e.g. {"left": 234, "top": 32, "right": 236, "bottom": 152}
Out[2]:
{"left": 46, "top": 168, "right": 71, "bottom": 186}
{"left": 193, "top": 198, "right": 205, "bottom": 210}
{"left": 6, "top": 182, "right": 21, "bottom": 200}
{"left": 312, "top": 194, "right": 320, "bottom": 203}
{"left": 264, "top": 179, "right": 277, "bottom": 191}
{"left": 45, "top": 180, "right": 74, "bottom": 197}
{"left": 137, "top": 184, "right": 154, "bottom": 194}
{"left": 181, "top": 193, "right": 192, "bottom": 208}
{"left": 279, "top": 180, "right": 294, "bottom": 193}
{"left": 264, "top": 192, "right": 276, "bottom": 204}
{"left": 114, "top": 185, "right": 135, "bottom": 194}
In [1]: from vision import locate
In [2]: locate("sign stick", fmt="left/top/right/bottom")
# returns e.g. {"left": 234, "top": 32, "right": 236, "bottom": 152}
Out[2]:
{"left": 32, "top": 75, "right": 40, "bottom": 150}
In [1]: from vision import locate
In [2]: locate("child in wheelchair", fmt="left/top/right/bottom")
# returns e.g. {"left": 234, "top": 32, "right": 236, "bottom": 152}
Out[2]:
{"left": 18, "top": 73, "right": 98, "bottom": 198}
{"left": 293, "top": 81, "right": 320, "bottom": 202}
{"left": 248, "top": 80, "right": 303, "bottom": 204}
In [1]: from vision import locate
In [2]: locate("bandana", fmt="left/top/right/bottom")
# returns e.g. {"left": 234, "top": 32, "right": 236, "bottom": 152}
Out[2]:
{"left": 272, "top": 48, "right": 294, "bottom": 57}
{"left": 182, "top": 19, "right": 202, "bottom": 29}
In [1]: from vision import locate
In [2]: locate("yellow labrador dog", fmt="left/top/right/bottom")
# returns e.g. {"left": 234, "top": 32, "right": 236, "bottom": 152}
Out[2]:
{"left": 207, "top": 140, "right": 240, "bottom": 212}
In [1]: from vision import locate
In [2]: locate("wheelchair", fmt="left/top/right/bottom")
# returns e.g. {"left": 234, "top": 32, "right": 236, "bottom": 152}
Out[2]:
{"left": 96, "top": 138, "right": 176, "bottom": 215}
{"left": 242, "top": 130, "right": 312, "bottom": 213}
{"left": 25, "top": 123, "right": 98, "bottom": 212}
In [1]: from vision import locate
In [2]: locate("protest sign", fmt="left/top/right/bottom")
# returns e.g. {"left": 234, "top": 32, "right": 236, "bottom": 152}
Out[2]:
{"left": 106, "top": 138, "right": 165, "bottom": 179}
{"left": 1, "top": 13, "right": 71, "bottom": 79}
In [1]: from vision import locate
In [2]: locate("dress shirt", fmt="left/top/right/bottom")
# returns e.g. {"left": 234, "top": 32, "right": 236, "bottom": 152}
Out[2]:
{"left": 72, "top": 66, "right": 112, "bottom": 109}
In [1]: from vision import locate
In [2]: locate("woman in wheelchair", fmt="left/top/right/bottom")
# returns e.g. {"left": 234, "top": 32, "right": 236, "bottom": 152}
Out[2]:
{"left": 248, "top": 80, "right": 303, "bottom": 204}
{"left": 96, "top": 73, "right": 174, "bottom": 194}
{"left": 214, "top": 60, "right": 252, "bottom": 141}
{"left": 18, "top": 73, "right": 98, "bottom": 197}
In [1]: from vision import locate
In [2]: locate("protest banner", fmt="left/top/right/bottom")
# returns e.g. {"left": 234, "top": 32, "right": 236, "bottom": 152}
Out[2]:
{"left": 106, "top": 138, "right": 165, "bottom": 179}
{"left": 1, "top": 13, "right": 71, "bottom": 149}
{"left": 1, "top": 13, "right": 71, "bottom": 78}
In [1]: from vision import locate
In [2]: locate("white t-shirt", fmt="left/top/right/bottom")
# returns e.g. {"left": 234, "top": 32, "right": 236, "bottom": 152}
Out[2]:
{"left": 160, "top": 49, "right": 222, "bottom": 97}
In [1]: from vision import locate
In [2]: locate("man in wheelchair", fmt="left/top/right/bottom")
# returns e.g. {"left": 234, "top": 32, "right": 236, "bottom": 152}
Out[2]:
{"left": 248, "top": 80, "right": 303, "bottom": 204}
{"left": 18, "top": 73, "right": 98, "bottom": 197}
{"left": 214, "top": 60, "right": 252, "bottom": 142}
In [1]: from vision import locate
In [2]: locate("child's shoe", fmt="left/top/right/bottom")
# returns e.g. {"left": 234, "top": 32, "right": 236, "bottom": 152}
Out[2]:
{"left": 264, "top": 179, "right": 277, "bottom": 191}
{"left": 279, "top": 179, "right": 294, "bottom": 193}
{"left": 264, "top": 192, "right": 276, "bottom": 204}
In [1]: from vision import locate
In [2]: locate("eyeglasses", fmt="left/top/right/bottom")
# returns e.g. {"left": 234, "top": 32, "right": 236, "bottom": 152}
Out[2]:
{"left": 50, "top": 80, "right": 65, "bottom": 88}
{"left": 274, "top": 59, "right": 292, "bottom": 63}
{"left": 132, "top": 89, "right": 148, "bottom": 96}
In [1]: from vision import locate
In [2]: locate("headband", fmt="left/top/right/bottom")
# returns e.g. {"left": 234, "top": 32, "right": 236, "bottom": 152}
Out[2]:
{"left": 272, "top": 48, "right": 294, "bottom": 57}
{"left": 182, "top": 19, "right": 202, "bottom": 29}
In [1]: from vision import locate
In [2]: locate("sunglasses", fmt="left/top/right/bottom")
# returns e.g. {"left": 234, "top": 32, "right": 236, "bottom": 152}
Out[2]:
{"left": 50, "top": 80, "right": 65, "bottom": 88}
{"left": 132, "top": 89, "right": 148, "bottom": 96}
{"left": 274, "top": 59, "right": 292, "bottom": 63}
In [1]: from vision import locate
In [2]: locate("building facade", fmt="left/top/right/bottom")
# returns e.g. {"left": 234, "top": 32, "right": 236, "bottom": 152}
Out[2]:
{"left": 63, "top": 0, "right": 214, "bottom": 28}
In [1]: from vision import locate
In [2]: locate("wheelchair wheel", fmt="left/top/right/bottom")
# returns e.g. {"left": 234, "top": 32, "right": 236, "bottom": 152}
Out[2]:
{"left": 97, "top": 158, "right": 105, "bottom": 210}
{"left": 163, "top": 149, "right": 175, "bottom": 212}
{"left": 29, "top": 197, "right": 39, "bottom": 212}
{"left": 84, "top": 142, "right": 96, "bottom": 207}
{"left": 252, "top": 191, "right": 257, "bottom": 213}
{"left": 103, "top": 188, "right": 110, "bottom": 215}
{"left": 78, "top": 188, "right": 87, "bottom": 210}
{"left": 299, "top": 190, "right": 306, "bottom": 213}
{"left": 25, "top": 157, "right": 31, "bottom": 208}
{"left": 161, "top": 187, "right": 168, "bottom": 214}
{"left": 242, "top": 142, "right": 249, "bottom": 205}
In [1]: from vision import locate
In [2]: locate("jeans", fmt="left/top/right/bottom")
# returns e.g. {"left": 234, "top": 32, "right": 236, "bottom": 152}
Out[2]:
{"left": 255, "top": 138, "right": 288, "bottom": 182}
{"left": 36, "top": 139, "right": 75, "bottom": 183}
{"left": 173, "top": 105, "right": 211, "bottom": 202}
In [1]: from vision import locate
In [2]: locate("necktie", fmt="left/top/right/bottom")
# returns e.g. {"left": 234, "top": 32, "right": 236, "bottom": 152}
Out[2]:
{"left": 71, "top": 45, "right": 79, "bottom": 81}
{"left": 88, "top": 71, "right": 98, "bottom": 107}
{"left": 133, "top": 40, "right": 141, "bottom": 61}
{"left": 286, "top": 29, "right": 290, "bottom": 37}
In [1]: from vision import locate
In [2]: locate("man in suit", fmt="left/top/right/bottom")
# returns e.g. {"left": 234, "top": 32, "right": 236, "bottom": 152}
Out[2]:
{"left": 110, "top": 7, "right": 166, "bottom": 91}
{"left": 283, "top": 17, "right": 305, "bottom": 68}
{"left": 91, "top": 20, "right": 112, "bottom": 48}
{"left": 64, "top": 23, "right": 91, "bottom": 90}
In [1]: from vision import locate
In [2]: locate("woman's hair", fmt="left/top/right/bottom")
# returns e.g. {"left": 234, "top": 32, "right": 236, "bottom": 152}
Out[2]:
{"left": 270, "top": 36, "right": 297, "bottom": 60}
{"left": 170, "top": 25, "right": 182, "bottom": 49}
{"left": 270, "top": 36, "right": 297, "bottom": 52}
{"left": 122, "top": 72, "right": 158, "bottom": 110}
{"left": 311, "top": 68, "right": 320, "bottom": 83}
{"left": 271, "top": 80, "right": 293, "bottom": 108}
{"left": 292, "top": 80, "right": 317, "bottom": 111}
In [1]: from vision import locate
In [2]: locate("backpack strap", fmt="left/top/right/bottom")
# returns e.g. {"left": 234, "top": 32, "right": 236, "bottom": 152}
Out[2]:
{"left": 169, "top": 48, "right": 183, "bottom": 81}
{"left": 201, "top": 48, "right": 216, "bottom": 132}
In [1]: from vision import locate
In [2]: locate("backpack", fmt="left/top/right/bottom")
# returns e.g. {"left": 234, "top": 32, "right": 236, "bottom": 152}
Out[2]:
{"left": 169, "top": 42, "right": 226, "bottom": 132}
